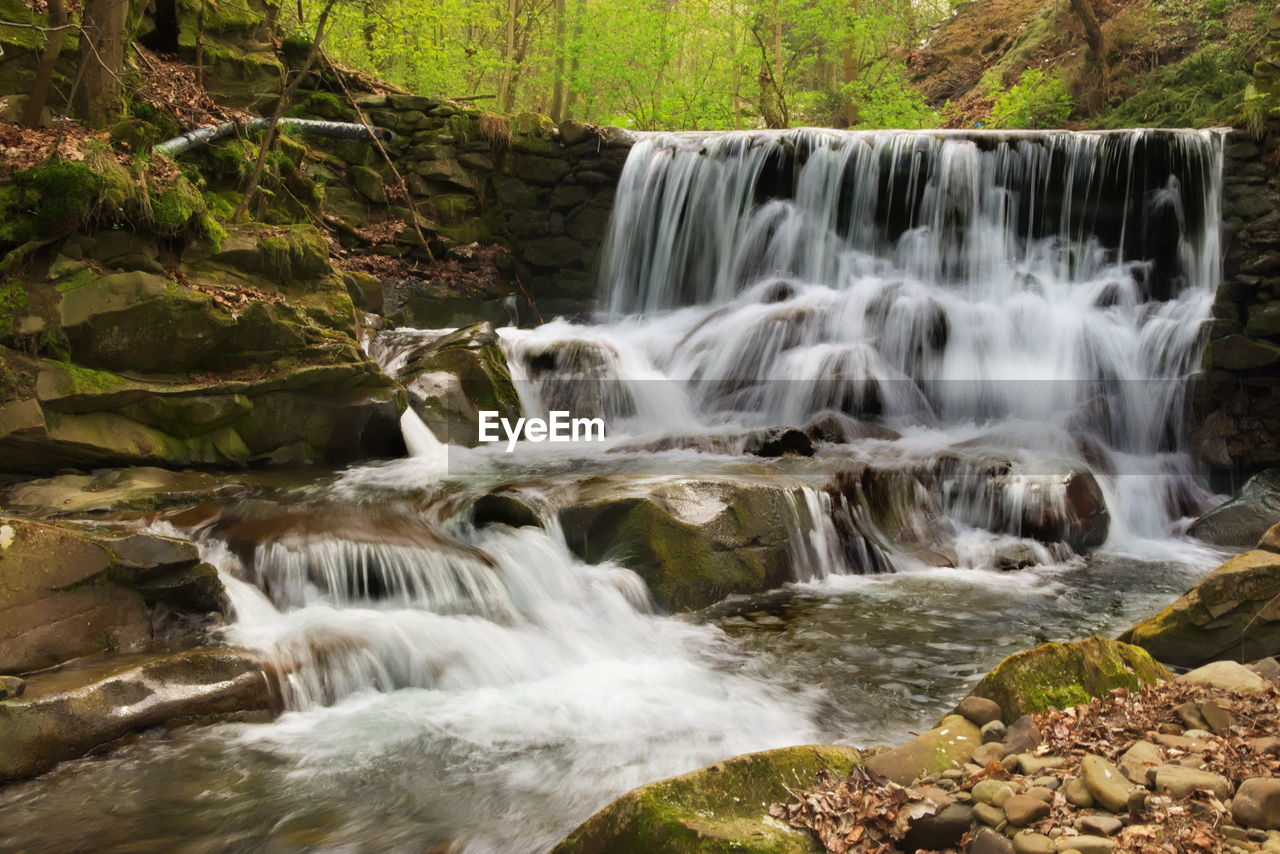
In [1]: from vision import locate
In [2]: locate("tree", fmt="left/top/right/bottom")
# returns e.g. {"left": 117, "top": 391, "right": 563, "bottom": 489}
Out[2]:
{"left": 1068, "top": 0, "right": 1107, "bottom": 114}
{"left": 23, "top": 0, "right": 69, "bottom": 127}
{"left": 73, "top": 0, "right": 129, "bottom": 127}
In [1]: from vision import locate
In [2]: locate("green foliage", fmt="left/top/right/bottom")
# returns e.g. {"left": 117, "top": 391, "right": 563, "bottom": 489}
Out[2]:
{"left": 0, "top": 161, "right": 102, "bottom": 246}
{"left": 1103, "top": 44, "right": 1254, "bottom": 128}
{"left": 0, "top": 279, "right": 28, "bottom": 337}
{"left": 990, "top": 68, "right": 1074, "bottom": 129}
{"left": 845, "top": 66, "right": 940, "bottom": 130}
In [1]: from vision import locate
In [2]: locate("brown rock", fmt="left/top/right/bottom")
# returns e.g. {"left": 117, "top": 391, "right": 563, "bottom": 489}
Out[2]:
{"left": 1149, "top": 765, "right": 1233, "bottom": 799}
{"left": 955, "top": 695, "right": 1004, "bottom": 727}
{"left": 1005, "top": 793, "right": 1052, "bottom": 826}
{"left": 1178, "top": 661, "right": 1269, "bottom": 693}
{"left": 1234, "top": 778, "right": 1280, "bottom": 830}
{"left": 1076, "top": 815, "right": 1123, "bottom": 837}
{"left": 1200, "top": 698, "right": 1236, "bottom": 734}
{"left": 1081, "top": 755, "right": 1136, "bottom": 812}
{"left": 972, "top": 827, "right": 1015, "bottom": 854}
{"left": 1118, "top": 741, "right": 1164, "bottom": 785}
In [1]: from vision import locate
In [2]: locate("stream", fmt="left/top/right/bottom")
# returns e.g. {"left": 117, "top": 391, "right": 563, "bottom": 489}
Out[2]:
{"left": 0, "top": 127, "right": 1231, "bottom": 854}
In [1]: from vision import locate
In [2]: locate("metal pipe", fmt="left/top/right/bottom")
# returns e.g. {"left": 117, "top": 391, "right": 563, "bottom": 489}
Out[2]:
{"left": 154, "top": 117, "right": 395, "bottom": 158}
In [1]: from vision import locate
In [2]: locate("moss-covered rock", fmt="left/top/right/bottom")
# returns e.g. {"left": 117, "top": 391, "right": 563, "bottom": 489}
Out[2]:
{"left": 970, "top": 636, "right": 1171, "bottom": 721}
{"left": 864, "top": 714, "right": 981, "bottom": 785}
{"left": 0, "top": 647, "right": 273, "bottom": 782}
{"left": 551, "top": 744, "right": 863, "bottom": 854}
{"left": 557, "top": 476, "right": 807, "bottom": 611}
{"left": 1120, "top": 549, "right": 1280, "bottom": 667}
{"left": 395, "top": 321, "right": 520, "bottom": 445}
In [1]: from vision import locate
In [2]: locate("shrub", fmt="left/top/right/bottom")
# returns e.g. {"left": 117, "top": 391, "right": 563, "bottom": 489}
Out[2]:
{"left": 990, "top": 68, "right": 1074, "bottom": 129}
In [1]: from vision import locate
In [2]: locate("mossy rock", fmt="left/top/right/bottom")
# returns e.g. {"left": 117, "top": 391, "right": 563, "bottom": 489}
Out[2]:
{"left": 396, "top": 322, "right": 520, "bottom": 446}
{"left": 971, "top": 636, "right": 1171, "bottom": 721}
{"left": 1120, "top": 549, "right": 1280, "bottom": 667}
{"left": 551, "top": 744, "right": 863, "bottom": 854}
{"left": 864, "top": 714, "right": 981, "bottom": 785}
{"left": 557, "top": 477, "right": 803, "bottom": 611}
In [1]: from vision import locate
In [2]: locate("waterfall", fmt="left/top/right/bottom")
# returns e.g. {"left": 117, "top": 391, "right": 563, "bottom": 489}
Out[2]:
{"left": 506, "top": 127, "right": 1224, "bottom": 547}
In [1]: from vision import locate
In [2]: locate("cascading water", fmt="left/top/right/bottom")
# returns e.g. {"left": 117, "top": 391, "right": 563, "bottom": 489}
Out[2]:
{"left": 1, "top": 128, "right": 1232, "bottom": 854}
{"left": 506, "top": 127, "right": 1225, "bottom": 549}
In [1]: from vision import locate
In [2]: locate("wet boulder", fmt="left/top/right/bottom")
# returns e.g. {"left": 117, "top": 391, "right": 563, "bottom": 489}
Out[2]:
{"left": 557, "top": 476, "right": 809, "bottom": 611}
{"left": 969, "top": 636, "right": 1170, "bottom": 721}
{"left": 394, "top": 322, "right": 521, "bottom": 446}
{"left": 1120, "top": 549, "right": 1280, "bottom": 667}
{"left": 551, "top": 744, "right": 864, "bottom": 854}
{"left": 0, "top": 648, "right": 273, "bottom": 781}
{"left": 0, "top": 517, "right": 228, "bottom": 674}
{"left": 1189, "top": 469, "right": 1280, "bottom": 547}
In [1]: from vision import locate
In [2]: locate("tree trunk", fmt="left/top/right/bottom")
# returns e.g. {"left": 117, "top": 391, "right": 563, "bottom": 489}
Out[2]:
{"left": 497, "top": 0, "right": 518, "bottom": 112}
{"left": 1068, "top": 0, "right": 1106, "bottom": 113}
{"left": 549, "top": 0, "right": 567, "bottom": 120}
{"left": 24, "top": 0, "right": 68, "bottom": 127}
{"left": 74, "top": 0, "right": 129, "bottom": 127}
{"left": 563, "top": 0, "right": 585, "bottom": 118}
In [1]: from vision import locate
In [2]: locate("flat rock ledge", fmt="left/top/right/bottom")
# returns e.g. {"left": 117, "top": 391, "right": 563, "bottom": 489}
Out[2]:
{"left": 0, "top": 648, "right": 274, "bottom": 782}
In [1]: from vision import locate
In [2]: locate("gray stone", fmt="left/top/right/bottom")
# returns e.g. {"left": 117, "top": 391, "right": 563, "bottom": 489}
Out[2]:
{"left": 1081, "top": 755, "right": 1135, "bottom": 812}
{"left": 351, "top": 165, "right": 388, "bottom": 203}
{"left": 974, "top": 802, "right": 1007, "bottom": 827}
{"left": 903, "top": 802, "right": 973, "bottom": 850}
{"left": 981, "top": 719, "right": 1009, "bottom": 743}
{"left": 1150, "top": 764, "right": 1233, "bottom": 799}
{"left": 1117, "top": 740, "right": 1164, "bottom": 784}
{"left": 956, "top": 695, "right": 1004, "bottom": 726}
{"left": 1013, "top": 831, "right": 1057, "bottom": 854}
{"left": 1234, "top": 778, "right": 1280, "bottom": 830}
{"left": 1004, "top": 793, "right": 1051, "bottom": 826}
{"left": 973, "top": 779, "right": 1017, "bottom": 806}
{"left": 1178, "top": 661, "right": 1268, "bottom": 693}
{"left": 1188, "top": 469, "right": 1280, "bottom": 547}
{"left": 1055, "top": 836, "right": 1116, "bottom": 853}
{"left": 1075, "top": 815, "right": 1123, "bottom": 837}
{"left": 972, "top": 827, "right": 1015, "bottom": 854}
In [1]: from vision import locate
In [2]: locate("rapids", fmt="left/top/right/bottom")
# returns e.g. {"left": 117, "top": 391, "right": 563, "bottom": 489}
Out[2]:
{"left": 0, "top": 128, "right": 1232, "bottom": 854}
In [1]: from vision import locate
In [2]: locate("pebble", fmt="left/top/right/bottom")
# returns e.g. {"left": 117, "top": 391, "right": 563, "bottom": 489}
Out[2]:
{"left": 973, "top": 742, "right": 1006, "bottom": 766}
{"left": 1149, "top": 764, "right": 1233, "bottom": 800}
{"left": 1081, "top": 755, "right": 1135, "bottom": 812}
{"left": 1025, "top": 786, "right": 1056, "bottom": 804}
{"left": 1157, "top": 723, "right": 1183, "bottom": 735}
{"left": 957, "top": 695, "right": 1004, "bottom": 727}
{"left": 903, "top": 802, "right": 973, "bottom": 850}
{"left": 1201, "top": 698, "right": 1237, "bottom": 734}
{"left": 982, "top": 719, "right": 1009, "bottom": 744}
{"left": 1177, "top": 660, "right": 1269, "bottom": 693}
{"left": 1013, "top": 831, "right": 1057, "bottom": 854}
{"left": 972, "top": 827, "right": 1015, "bottom": 854}
{"left": 1005, "top": 715, "right": 1043, "bottom": 753}
{"left": 1033, "top": 776, "right": 1062, "bottom": 791}
{"left": 973, "top": 779, "right": 1016, "bottom": 807}
{"left": 974, "top": 802, "right": 1007, "bottom": 827}
{"left": 1250, "top": 657, "right": 1280, "bottom": 682}
{"left": 1004, "top": 793, "right": 1052, "bottom": 826}
{"left": 1176, "top": 701, "right": 1210, "bottom": 731}
{"left": 1117, "top": 740, "right": 1164, "bottom": 785}
{"left": 941, "top": 767, "right": 964, "bottom": 780}
{"left": 1055, "top": 835, "right": 1116, "bottom": 853}
{"left": 1234, "top": 778, "right": 1280, "bottom": 830}
{"left": 1126, "top": 789, "right": 1151, "bottom": 813}
{"left": 1249, "top": 737, "right": 1280, "bottom": 756}
{"left": 1076, "top": 814, "right": 1124, "bottom": 837}
{"left": 1019, "top": 755, "right": 1069, "bottom": 775}
{"left": 1063, "top": 776, "right": 1095, "bottom": 808}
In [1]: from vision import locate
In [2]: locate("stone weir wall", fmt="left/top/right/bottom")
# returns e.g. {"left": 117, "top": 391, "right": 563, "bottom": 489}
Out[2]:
{"left": 1194, "top": 8, "right": 1280, "bottom": 486}
{"left": 1197, "top": 127, "right": 1280, "bottom": 485}
{"left": 312, "top": 96, "right": 635, "bottom": 321}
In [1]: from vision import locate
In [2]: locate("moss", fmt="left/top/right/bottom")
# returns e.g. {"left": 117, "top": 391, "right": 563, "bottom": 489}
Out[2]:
{"left": 52, "top": 361, "right": 128, "bottom": 395}
{"left": 257, "top": 224, "right": 329, "bottom": 280}
{"left": 1103, "top": 44, "right": 1255, "bottom": 128}
{"left": 0, "top": 160, "right": 102, "bottom": 246}
{"left": 553, "top": 745, "right": 862, "bottom": 854}
{"left": 151, "top": 175, "right": 207, "bottom": 234}
{"left": 0, "top": 278, "right": 28, "bottom": 337}
{"left": 972, "top": 636, "right": 1171, "bottom": 721}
